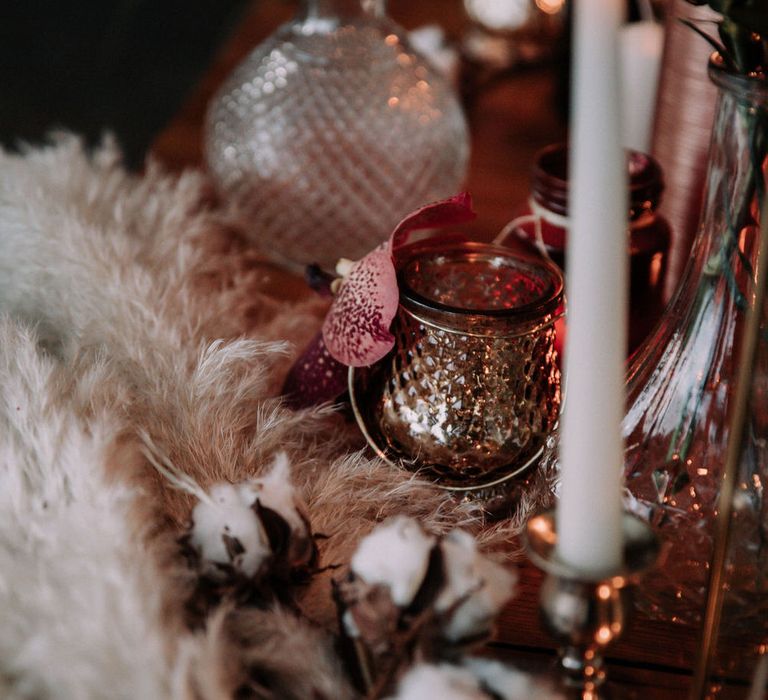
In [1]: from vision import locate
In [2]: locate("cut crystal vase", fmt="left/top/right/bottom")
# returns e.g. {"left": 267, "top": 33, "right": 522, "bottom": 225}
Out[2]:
{"left": 622, "top": 55, "right": 768, "bottom": 628}
{"left": 205, "top": 0, "right": 469, "bottom": 269}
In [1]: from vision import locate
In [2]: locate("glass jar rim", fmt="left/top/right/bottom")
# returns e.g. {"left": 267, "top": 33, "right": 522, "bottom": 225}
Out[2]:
{"left": 396, "top": 240, "right": 564, "bottom": 334}
{"left": 530, "top": 143, "right": 664, "bottom": 219}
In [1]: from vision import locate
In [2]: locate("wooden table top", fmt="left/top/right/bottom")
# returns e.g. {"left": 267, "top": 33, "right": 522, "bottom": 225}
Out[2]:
{"left": 150, "top": 2, "right": 761, "bottom": 696}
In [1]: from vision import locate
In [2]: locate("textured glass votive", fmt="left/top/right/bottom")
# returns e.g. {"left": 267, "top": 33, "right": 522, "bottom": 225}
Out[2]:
{"left": 365, "top": 241, "right": 563, "bottom": 489}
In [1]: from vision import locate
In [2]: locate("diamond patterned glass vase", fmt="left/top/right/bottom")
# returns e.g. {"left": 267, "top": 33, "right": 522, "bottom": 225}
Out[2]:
{"left": 371, "top": 241, "right": 563, "bottom": 488}
{"left": 205, "top": 0, "right": 470, "bottom": 268}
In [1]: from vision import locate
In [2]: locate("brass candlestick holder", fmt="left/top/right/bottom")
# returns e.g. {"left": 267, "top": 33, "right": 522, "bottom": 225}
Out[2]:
{"left": 524, "top": 511, "right": 660, "bottom": 698}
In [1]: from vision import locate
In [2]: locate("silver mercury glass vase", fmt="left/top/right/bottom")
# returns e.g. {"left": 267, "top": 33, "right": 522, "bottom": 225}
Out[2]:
{"left": 204, "top": 0, "right": 470, "bottom": 269}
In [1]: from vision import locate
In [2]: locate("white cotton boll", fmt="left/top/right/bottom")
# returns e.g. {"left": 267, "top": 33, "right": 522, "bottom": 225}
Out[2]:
{"left": 462, "top": 658, "right": 566, "bottom": 700}
{"left": 190, "top": 484, "right": 242, "bottom": 567}
{"left": 351, "top": 516, "right": 435, "bottom": 607}
{"left": 238, "top": 454, "right": 307, "bottom": 534}
{"left": 389, "top": 663, "right": 489, "bottom": 700}
{"left": 435, "top": 530, "right": 516, "bottom": 642}
{"left": 240, "top": 453, "right": 308, "bottom": 534}
{"left": 210, "top": 483, "right": 242, "bottom": 507}
{"left": 190, "top": 483, "right": 271, "bottom": 577}
{"left": 238, "top": 452, "right": 313, "bottom": 567}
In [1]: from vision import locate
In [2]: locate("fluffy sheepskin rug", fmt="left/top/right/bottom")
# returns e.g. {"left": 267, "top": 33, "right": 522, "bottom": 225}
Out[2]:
{"left": 0, "top": 136, "right": 549, "bottom": 698}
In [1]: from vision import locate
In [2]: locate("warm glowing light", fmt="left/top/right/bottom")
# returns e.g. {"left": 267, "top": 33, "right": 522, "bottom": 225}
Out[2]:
{"left": 464, "top": 0, "right": 529, "bottom": 31}
{"left": 388, "top": 96, "right": 399, "bottom": 107}
{"left": 385, "top": 34, "right": 398, "bottom": 46}
{"left": 648, "top": 252, "right": 663, "bottom": 286}
{"left": 597, "top": 584, "right": 612, "bottom": 600}
{"left": 535, "top": 0, "right": 564, "bottom": 14}
{"left": 528, "top": 517, "right": 557, "bottom": 545}
{"left": 596, "top": 625, "right": 613, "bottom": 643}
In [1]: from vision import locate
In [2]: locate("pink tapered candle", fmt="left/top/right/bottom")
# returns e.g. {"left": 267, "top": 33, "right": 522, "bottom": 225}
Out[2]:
{"left": 557, "top": 0, "right": 628, "bottom": 576}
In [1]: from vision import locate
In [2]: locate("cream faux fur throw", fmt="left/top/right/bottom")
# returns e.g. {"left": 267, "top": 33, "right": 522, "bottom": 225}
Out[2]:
{"left": 0, "top": 136, "right": 542, "bottom": 699}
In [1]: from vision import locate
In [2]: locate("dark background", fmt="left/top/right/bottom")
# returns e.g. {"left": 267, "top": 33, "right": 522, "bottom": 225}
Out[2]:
{"left": 0, "top": 1, "right": 647, "bottom": 172}
{"left": 0, "top": 1, "right": 250, "bottom": 168}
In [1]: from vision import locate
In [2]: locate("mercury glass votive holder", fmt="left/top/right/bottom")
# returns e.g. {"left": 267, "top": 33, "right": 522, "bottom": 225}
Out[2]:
{"left": 351, "top": 241, "right": 563, "bottom": 493}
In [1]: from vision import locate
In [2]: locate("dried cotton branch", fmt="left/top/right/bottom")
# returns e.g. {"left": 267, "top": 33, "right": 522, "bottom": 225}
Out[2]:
{"left": 337, "top": 516, "right": 518, "bottom": 696}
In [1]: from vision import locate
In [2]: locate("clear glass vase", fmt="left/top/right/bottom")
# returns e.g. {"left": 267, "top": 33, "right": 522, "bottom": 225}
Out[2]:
{"left": 622, "top": 55, "right": 768, "bottom": 627}
{"left": 204, "top": 0, "right": 470, "bottom": 269}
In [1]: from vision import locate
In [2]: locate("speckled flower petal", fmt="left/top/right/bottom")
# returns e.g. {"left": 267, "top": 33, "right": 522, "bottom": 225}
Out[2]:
{"left": 322, "top": 244, "right": 398, "bottom": 367}
{"left": 282, "top": 332, "right": 349, "bottom": 408}
{"left": 390, "top": 192, "right": 476, "bottom": 253}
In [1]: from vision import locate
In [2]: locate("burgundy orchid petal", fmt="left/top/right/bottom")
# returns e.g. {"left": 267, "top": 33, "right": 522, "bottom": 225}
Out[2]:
{"left": 322, "top": 244, "right": 398, "bottom": 367}
{"left": 322, "top": 193, "right": 476, "bottom": 368}
{"left": 283, "top": 193, "right": 477, "bottom": 406}
{"left": 389, "top": 192, "right": 476, "bottom": 253}
{"left": 282, "top": 331, "right": 349, "bottom": 408}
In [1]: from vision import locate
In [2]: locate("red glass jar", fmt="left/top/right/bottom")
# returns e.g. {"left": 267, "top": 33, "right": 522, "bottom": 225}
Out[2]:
{"left": 500, "top": 143, "right": 670, "bottom": 353}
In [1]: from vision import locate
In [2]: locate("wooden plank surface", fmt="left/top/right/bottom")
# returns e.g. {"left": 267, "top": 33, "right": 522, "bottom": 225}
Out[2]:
{"left": 493, "top": 563, "right": 703, "bottom": 672}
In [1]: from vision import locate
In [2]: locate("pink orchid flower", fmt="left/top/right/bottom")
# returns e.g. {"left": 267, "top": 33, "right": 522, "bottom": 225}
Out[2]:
{"left": 283, "top": 193, "right": 476, "bottom": 408}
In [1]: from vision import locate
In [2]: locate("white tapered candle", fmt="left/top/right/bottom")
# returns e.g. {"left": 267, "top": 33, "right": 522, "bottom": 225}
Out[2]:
{"left": 557, "top": 0, "right": 628, "bottom": 576}
{"left": 620, "top": 20, "right": 664, "bottom": 153}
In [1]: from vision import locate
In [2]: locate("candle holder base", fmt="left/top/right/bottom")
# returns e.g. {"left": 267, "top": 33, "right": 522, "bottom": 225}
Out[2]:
{"left": 524, "top": 511, "right": 660, "bottom": 697}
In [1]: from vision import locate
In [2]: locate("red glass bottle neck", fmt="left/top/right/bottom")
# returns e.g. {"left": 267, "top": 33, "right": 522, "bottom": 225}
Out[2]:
{"left": 531, "top": 143, "right": 664, "bottom": 223}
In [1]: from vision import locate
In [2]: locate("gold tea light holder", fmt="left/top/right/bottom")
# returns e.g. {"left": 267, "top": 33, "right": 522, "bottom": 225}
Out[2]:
{"left": 524, "top": 510, "right": 660, "bottom": 697}
{"left": 349, "top": 240, "right": 564, "bottom": 510}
